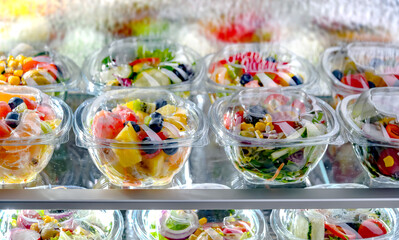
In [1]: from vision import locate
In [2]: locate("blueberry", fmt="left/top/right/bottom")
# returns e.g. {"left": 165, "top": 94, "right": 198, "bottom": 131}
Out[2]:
{"left": 245, "top": 105, "right": 267, "bottom": 124}
{"left": 155, "top": 99, "right": 167, "bottom": 110}
{"left": 124, "top": 121, "right": 140, "bottom": 132}
{"left": 178, "top": 64, "right": 194, "bottom": 77}
{"left": 291, "top": 75, "right": 303, "bottom": 85}
{"left": 173, "top": 68, "right": 189, "bottom": 82}
{"left": 149, "top": 117, "right": 163, "bottom": 133}
{"left": 368, "top": 81, "right": 376, "bottom": 88}
{"left": 370, "top": 58, "right": 384, "bottom": 68}
{"left": 141, "top": 137, "right": 158, "bottom": 154}
{"left": 150, "top": 112, "right": 163, "bottom": 120}
{"left": 265, "top": 57, "right": 276, "bottom": 63}
{"left": 240, "top": 73, "right": 253, "bottom": 85}
{"left": 332, "top": 69, "right": 343, "bottom": 81}
{"left": 5, "top": 112, "right": 20, "bottom": 128}
{"left": 249, "top": 105, "right": 267, "bottom": 115}
{"left": 8, "top": 97, "right": 24, "bottom": 110}
{"left": 163, "top": 138, "right": 178, "bottom": 155}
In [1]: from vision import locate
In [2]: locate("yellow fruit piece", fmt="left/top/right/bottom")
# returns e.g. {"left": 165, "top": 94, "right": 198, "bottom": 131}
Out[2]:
{"left": 23, "top": 57, "right": 33, "bottom": 65}
{"left": 143, "top": 151, "right": 166, "bottom": 177}
{"left": 8, "top": 76, "right": 20, "bottom": 85}
{"left": 165, "top": 117, "right": 186, "bottom": 131}
{"left": 133, "top": 63, "right": 144, "bottom": 72}
{"left": 106, "top": 79, "right": 120, "bottom": 86}
{"left": 156, "top": 104, "right": 177, "bottom": 116}
{"left": 383, "top": 156, "right": 394, "bottom": 168}
{"left": 199, "top": 217, "right": 207, "bottom": 225}
{"left": 0, "top": 65, "right": 4, "bottom": 74}
{"left": 113, "top": 123, "right": 142, "bottom": 167}
{"left": 241, "top": 122, "right": 255, "bottom": 131}
{"left": 46, "top": 119, "right": 61, "bottom": 129}
{"left": 365, "top": 71, "right": 387, "bottom": 87}
{"left": 171, "top": 113, "right": 187, "bottom": 125}
{"left": 255, "top": 122, "right": 266, "bottom": 132}
{"left": 134, "top": 111, "right": 149, "bottom": 124}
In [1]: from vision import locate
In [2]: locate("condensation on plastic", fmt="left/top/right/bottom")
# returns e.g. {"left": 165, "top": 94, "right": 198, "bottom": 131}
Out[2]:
{"left": 127, "top": 208, "right": 268, "bottom": 240}
{"left": 322, "top": 42, "right": 399, "bottom": 107}
{"left": 82, "top": 37, "right": 204, "bottom": 95}
{"left": 271, "top": 207, "right": 398, "bottom": 240}
{"left": 1, "top": 43, "right": 80, "bottom": 94}
{"left": 73, "top": 88, "right": 208, "bottom": 187}
{"left": 209, "top": 88, "right": 340, "bottom": 184}
{"left": 337, "top": 88, "right": 399, "bottom": 184}
{"left": 0, "top": 209, "right": 124, "bottom": 240}
{"left": 204, "top": 43, "right": 318, "bottom": 97}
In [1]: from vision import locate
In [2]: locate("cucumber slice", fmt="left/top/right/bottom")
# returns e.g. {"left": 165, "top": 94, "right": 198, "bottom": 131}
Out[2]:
{"left": 286, "top": 127, "right": 306, "bottom": 140}
{"left": 99, "top": 69, "right": 116, "bottom": 83}
{"left": 305, "top": 122, "right": 322, "bottom": 137}
{"left": 293, "top": 214, "right": 310, "bottom": 239}
{"left": 134, "top": 69, "right": 170, "bottom": 87}
{"left": 160, "top": 68, "right": 182, "bottom": 84}
{"left": 114, "top": 64, "right": 133, "bottom": 78}
{"left": 306, "top": 210, "right": 325, "bottom": 240}
{"left": 271, "top": 148, "right": 290, "bottom": 161}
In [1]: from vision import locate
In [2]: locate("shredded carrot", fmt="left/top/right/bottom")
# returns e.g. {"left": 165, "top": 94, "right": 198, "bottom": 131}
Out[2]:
{"left": 267, "top": 163, "right": 285, "bottom": 181}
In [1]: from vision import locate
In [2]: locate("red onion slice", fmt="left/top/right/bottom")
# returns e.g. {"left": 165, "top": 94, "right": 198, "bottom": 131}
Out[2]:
{"left": 163, "top": 122, "right": 180, "bottom": 138}
{"left": 141, "top": 124, "right": 162, "bottom": 142}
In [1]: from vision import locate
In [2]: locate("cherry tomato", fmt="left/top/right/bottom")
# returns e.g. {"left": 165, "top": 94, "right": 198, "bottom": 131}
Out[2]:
{"left": 341, "top": 73, "right": 369, "bottom": 89}
{"left": 377, "top": 148, "right": 399, "bottom": 177}
{"left": 358, "top": 219, "right": 387, "bottom": 238}
{"left": 325, "top": 223, "right": 357, "bottom": 240}
{"left": 273, "top": 121, "right": 296, "bottom": 133}
{"left": 386, "top": 124, "right": 399, "bottom": 139}
{"left": 129, "top": 57, "right": 160, "bottom": 67}
{"left": 224, "top": 110, "right": 244, "bottom": 130}
{"left": 21, "top": 97, "right": 37, "bottom": 110}
{"left": 92, "top": 110, "right": 124, "bottom": 139}
{"left": 0, "top": 120, "right": 11, "bottom": 138}
{"left": 0, "top": 101, "right": 11, "bottom": 118}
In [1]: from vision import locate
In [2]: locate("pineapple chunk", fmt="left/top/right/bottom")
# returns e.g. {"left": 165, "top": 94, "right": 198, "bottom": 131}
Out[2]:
{"left": 113, "top": 124, "right": 142, "bottom": 167}
{"left": 143, "top": 151, "right": 166, "bottom": 177}
{"left": 156, "top": 104, "right": 177, "bottom": 116}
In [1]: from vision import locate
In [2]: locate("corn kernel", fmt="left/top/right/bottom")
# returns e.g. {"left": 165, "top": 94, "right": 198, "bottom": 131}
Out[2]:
{"left": 240, "top": 122, "right": 255, "bottom": 131}
{"left": 0, "top": 75, "right": 6, "bottom": 81}
{"left": 255, "top": 122, "right": 266, "bottom": 132}
{"left": 264, "top": 114, "right": 272, "bottom": 122}
{"left": 13, "top": 69, "right": 23, "bottom": 77}
{"left": 7, "top": 55, "right": 14, "bottom": 62}
{"left": 30, "top": 223, "right": 40, "bottom": 232}
{"left": 43, "top": 215, "right": 52, "bottom": 223}
{"left": 5, "top": 68, "right": 14, "bottom": 74}
{"left": 8, "top": 76, "right": 20, "bottom": 85}
{"left": 8, "top": 60, "right": 18, "bottom": 69}
{"left": 199, "top": 217, "right": 207, "bottom": 225}
{"left": 255, "top": 130, "right": 264, "bottom": 138}
{"left": 240, "top": 131, "right": 255, "bottom": 138}
{"left": 23, "top": 57, "right": 33, "bottom": 65}
{"left": 266, "top": 122, "right": 274, "bottom": 131}
{"left": 21, "top": 77, "right": 26, "bottom": 85}
{"left": 15, "top": 55, "right": 26, "bottom": 62}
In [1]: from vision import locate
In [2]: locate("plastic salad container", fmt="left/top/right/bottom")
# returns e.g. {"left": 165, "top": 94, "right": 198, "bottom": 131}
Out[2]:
{"left": 209, "top": 88, "right": 340, "bottom": 184}
{"left": 322, "top": 42, "right": 399, "bottom": 107}
{"left": 271, "top": 207, "right": 398, "bottom": 240}
{"left": 337, "top": 87, "right": 399, "bottom": 185}
{"left": 0, "top": 85, "right": 72, "bottom": 184}
{"left": 128, "top": 208, "right": 268, "bottom": 240}
{"left": 73, "top": 88, "right": 207, "bottom": 187}
{"left": 0, "top": 209, "right": 124, "bottom": 240}
{"left": 205, "top": 43, "right": 318, "bottom": 103}
{"left": 82, "top": 37, "right": 204, "bottom": 97}
{"left": 0, "top": 43, "right": 80, "bottom": 99}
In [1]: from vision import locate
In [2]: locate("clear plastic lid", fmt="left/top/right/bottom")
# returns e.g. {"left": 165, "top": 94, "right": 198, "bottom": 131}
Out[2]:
{"left": 0, "top": 43, "right": 80, "bottom": 93}
{"left": 74, "top": 88, "right": 208, "bottom": 149}
{"left": 82, "top": 37, "right": 205, "bottom": 94}
{"left": 271, "top": 208, "right": 398, "bottom": 240}
{"left": 206, "top": 43, "right": 317, "bottom": 93}
{"left": 322, "top": 42, "right": 399, "bottom": 92}
{"left": 338, "top": 87, "right": 399, "bottom": 146}
{"left": 0, "top": 85, "right": 72, "bottom": 146}
{"left": 209, "top": 88, "right": 340, "bottom": 148}
{"left": 0, "top": 209, "right": 124, "bottom": 240}
{"left": 129, "top": 208, "right": 268, "bottom": 240}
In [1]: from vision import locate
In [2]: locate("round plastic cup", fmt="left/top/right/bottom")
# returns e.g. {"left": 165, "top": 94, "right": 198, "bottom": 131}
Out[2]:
{"left": 73, "top": 88, "right": 208, "bottom": 187}
{"left": 337, "top": 87, "right": 399, "bottom": 186}
{"left": 203, "top": 43, "right": 318, "bottom": 103}
{"left": 0, "top": 209, "right": 124, "bottom": 240}
{"left": 209, "top": 88, "right": 340, "bottom": 185}
{"left": 321, "top": 42, "right": 399, "bottom": 108}
{"left": 82, "top": 37, "right": 205, "bottom": 97}
{"left": 0, "top": 85, "right": 72, "bottom": 185}
{"left": 127, "top": 208, "right": 268, "bottom": 240}
{"left": 1, "top": 43, "right": 80, "bottom": 100}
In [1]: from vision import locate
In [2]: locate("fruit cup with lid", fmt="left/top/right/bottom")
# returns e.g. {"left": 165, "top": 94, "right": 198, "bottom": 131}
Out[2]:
{"left": 73, "top": 88, "right": 208, "bottom": 187}
{"left": 82, "top": 37, "right": 205, "bottom": 98}
{"left": 0, "top": 85, "right": 72, "bottom": 184}
{"left": 0, "top": 43, "right": 80, "bottom": 99}
{"left": 209, "top": 88, "right": 340, "bottom": 184}
{"left": 322, "top": 42, "right": 399, "bottom": 108}
{"left": 204, "top": 43, "right": 318, "bottom": 103}
{"left": 337, "top": 87, "right": 399, "bottom": 185}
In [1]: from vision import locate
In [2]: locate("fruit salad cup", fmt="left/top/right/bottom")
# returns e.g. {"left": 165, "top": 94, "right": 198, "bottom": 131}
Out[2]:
{"left": 271, "top": 208, "right": 398, "bottom": 240}
{"left": 73, "top": 88, "right": 207, "bottom": 187}
{"left": 0, "top": 209, "right": 124, "bottom": 240}
{"left": 209, "top": 88, "right": 340, "bottom": 185}
{"left": 82, "top": 37, "right": 205, "bottom": 97}
{"left": 0, "top": 85, "right": 72, "bottom": 184}
{"left": 0, "top": 43, "right": 80, "bottom": 100}
{"left": 337, "top": 87, "right": 399, "bottom": 185}
{"left": 128, "top": 208, "right": 268, "bottom": 240}
{"left": 322, "top": 42, "right": 399, "bottom": 108}
{"left": 204, "top": 43, "right": 318, "bottom": 103}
